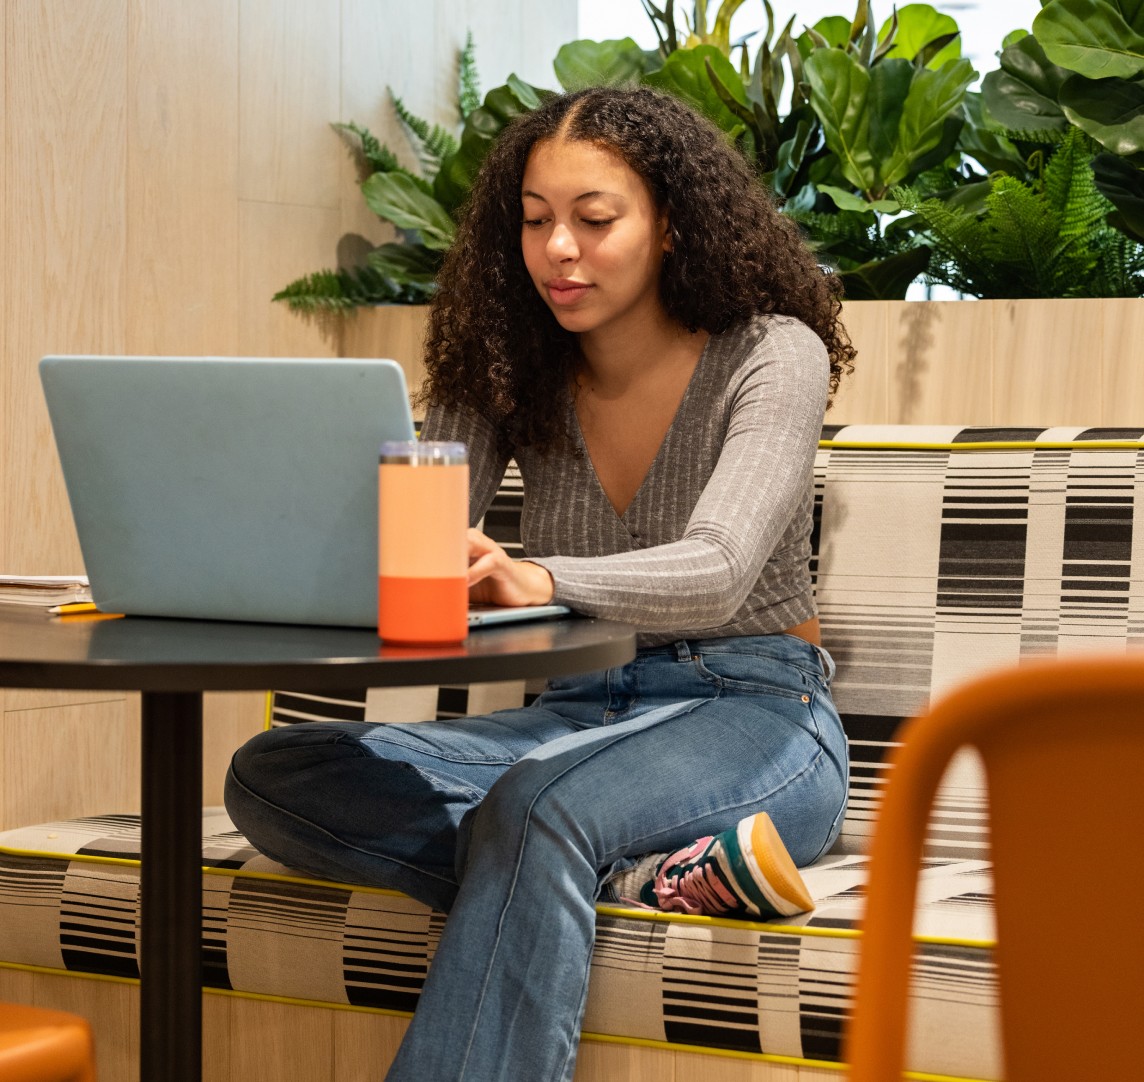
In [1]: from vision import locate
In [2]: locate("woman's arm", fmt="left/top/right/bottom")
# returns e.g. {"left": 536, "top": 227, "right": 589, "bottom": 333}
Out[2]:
{"left": 527, "top": 320, "right": 829, "bottom": 630}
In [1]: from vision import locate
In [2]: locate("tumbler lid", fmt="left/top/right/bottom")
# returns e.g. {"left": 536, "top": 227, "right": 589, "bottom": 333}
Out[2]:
{"left": 379, "top": 440, "right": 467, "bottom": 465}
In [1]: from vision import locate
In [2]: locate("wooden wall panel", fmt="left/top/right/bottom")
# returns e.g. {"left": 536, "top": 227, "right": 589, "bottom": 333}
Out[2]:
{"left": 3, "top": 0, "right": 129, "bottom": 573}
{"left": 340, "top": 305, "right": 429, "bottom": 410}
{"left": 888, "top": 299, "right": 993, "bottom": 425}
{"left": 0, "top": 699, "right": 139, "bottom": 829}
{"left": 338, "top": 1, "right": 434, "bottom": 249}
{"left": 238, "top": 201, "right": 342, "bottom": 357}
{"left": 228, "top": 998, "right": 334, "bottom": 1081}
{"left": 994, "top": 298, "right": 1102, "bottom": 427}
{"left": 1101, "top": 298, "right": 1144, "bottom": 429}
{"left": 575, "top": 1040, "right": 677, "bottom": 1081}
{"left": 332, "top": 1010, "right": 407, "bottom": 1080}
{"left": 238, "top": 0, "right": 340, "bottom": 208}
{"left": 832, "top": 300, "right": 890, "bottom": 424}
{"left": 202, "top": 691, "right": 265, "bottom": 806}
{"left": 126, "top": 1, "right": 240, "bottom": 357}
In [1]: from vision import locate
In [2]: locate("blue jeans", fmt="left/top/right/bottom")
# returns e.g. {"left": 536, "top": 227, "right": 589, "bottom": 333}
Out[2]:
{"left": 224, "top": 633, "right": 849, "bottom": 1082}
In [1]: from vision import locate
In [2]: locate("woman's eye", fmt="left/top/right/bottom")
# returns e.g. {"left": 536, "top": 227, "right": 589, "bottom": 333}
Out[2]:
{"left": 583, "top": 218, "right": 615, "bottom": 228}
{"left": 522, "top": 218, "right": 546, "bottom": 228}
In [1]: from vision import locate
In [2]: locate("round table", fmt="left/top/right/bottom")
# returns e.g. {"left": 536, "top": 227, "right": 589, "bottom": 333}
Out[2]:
{"left": 0, "top": 607, "right": 636, "bottom": 1082}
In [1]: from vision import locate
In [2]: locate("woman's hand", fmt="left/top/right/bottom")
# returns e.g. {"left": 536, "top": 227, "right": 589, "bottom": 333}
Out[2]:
{"left": 467, "top": 528, "right": 555, "bottom": 607}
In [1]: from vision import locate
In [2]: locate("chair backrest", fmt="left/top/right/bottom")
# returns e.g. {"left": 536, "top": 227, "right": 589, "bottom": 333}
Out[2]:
{"left": 845, "top": 653, "right": 1144, "bottom": 1082}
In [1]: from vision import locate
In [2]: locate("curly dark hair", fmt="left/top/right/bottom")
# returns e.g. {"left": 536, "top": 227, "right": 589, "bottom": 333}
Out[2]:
{"left": 420, "top": 85, "right": 854, "bottom": 454}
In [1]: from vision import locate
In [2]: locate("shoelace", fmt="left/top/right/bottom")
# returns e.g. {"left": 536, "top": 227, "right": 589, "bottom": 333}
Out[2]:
{"left": 649, "top": 836, "right": 741, "bottom": 915}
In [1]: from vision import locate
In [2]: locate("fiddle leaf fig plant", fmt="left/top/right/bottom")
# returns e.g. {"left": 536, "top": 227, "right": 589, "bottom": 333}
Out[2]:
{"left": 1027, "top": 0, "right": 1144, "bottom": 241}
{"left": 275, "top": 1, "right": 1144, "bottom": 312}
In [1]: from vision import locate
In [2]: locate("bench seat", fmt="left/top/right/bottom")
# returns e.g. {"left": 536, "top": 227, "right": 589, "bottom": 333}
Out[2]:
{"left": 4, "top": 424, "right": 1143, "bottom": 1081}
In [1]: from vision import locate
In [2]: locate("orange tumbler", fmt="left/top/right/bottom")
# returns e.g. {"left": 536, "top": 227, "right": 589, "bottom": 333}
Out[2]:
{"left": 378, "top": 440, "right": 469, "bottom": 644}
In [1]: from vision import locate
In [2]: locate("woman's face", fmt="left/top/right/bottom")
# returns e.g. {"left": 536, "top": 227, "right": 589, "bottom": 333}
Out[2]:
{"left": 520, "top": 137, "right": 671, "bottom": 339}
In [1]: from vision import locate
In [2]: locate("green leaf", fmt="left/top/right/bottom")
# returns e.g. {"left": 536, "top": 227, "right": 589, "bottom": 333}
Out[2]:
{"left": 1002, "top": 29, "right": 1030, "bottom": 50}
{"left": 980, "top": 34, "right": 1071, "bottom": 132}
{"left": 361, "top": 173, "right": 456, "bottom": 251}
{"left": 817, "top": 183, "right": 900, "bottom": 213}
{"left": 881, "top": 58, "right": 975, "bottom": 188}
{"left": 553, "top": 38, "right": 648, "bottom": 90}
{"left": 643, "top": 45, "right": 750, "bottom": 134}
{"left": 836, "top": 246, "right": 932, "bottom": 299}
{"left": 1033, "top": 0, "right": 1144, "bottom": 80}
{"left": 1093, "top": 150, "right": 1144, "bottom": 239}
{"left": 958, "top": 91, "right": 1027, "bottom": 173}
{"left": 432, "top": 77, "right": 549, "bottom": 210}
{"left": 805, "top": 48, "right": 876, "bottom": 194}
{"left": 867, "top": 58, "right": 914, "bottom": 164}
{"left": 797, "top": 16, "right": 852, "bottom": 56}
{"left": 366, "top": 242, "right": 441, "bottom": 286}
{"left": 876, "top": 4, "right": 961, "bottom": 69}
{"left": 1059, "top": 72, "right": 1144, "bottom": 155}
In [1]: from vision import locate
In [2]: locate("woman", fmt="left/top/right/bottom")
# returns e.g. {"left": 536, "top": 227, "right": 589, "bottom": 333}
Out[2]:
{"left": 225, "top": 85, "right": 853, "bottom": 1081}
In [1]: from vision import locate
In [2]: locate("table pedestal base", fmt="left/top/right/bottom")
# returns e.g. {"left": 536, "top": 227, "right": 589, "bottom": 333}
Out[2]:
{"left": 140, "top": 691, "right": 203, "bottom": 1082}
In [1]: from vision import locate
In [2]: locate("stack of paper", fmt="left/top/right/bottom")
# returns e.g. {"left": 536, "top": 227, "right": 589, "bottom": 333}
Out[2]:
{"left": 0, "top": 575, "right": 92, "bottom": 607}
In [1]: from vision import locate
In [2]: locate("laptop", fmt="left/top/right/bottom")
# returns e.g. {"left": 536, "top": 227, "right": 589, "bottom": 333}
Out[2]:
{"left": 39, "top": 355, "right": 569, "bottom": 630}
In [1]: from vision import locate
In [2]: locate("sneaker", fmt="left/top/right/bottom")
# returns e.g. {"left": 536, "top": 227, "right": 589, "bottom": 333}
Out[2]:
{"left": 613, "top": 812, "right": 814, "bottom": 919}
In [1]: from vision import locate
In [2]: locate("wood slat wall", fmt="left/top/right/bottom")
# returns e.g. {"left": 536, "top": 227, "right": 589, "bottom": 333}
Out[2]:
{"left": 344, "top": 298, "right": 1144, "bottom": 429}
{"left": 0, "top": 0, "right": 576, "bottom": 828}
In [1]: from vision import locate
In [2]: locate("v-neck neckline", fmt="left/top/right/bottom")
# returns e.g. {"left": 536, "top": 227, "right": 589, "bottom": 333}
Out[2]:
{"left": 570, "top": 335, "right": 712, "bottom": 523}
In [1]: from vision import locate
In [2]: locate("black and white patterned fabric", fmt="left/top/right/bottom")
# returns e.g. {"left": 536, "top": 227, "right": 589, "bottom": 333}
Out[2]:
{"left": 2, "top": 426, "right": 1141, "bottom": 1080}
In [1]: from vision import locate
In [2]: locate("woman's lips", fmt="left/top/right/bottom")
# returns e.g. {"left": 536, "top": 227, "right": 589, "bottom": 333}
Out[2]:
{"left": 545, "top": 281, "right": 592, "bottom": 306}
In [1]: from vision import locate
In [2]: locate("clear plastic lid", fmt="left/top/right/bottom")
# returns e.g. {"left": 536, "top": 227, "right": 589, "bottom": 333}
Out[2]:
{"left": 379, "top": 440, "right": 467, "bottom": 465}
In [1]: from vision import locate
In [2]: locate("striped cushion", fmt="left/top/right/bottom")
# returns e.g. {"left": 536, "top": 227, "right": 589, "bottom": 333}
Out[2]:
{"left": 4, "top": 425, "right": 1141, "bottom": 1079}
{"left": 816, "top": 426, "right": 1144, "bottom": 859}
{"left": 0, "top": 812, "right": 1000, "bottom": 1079}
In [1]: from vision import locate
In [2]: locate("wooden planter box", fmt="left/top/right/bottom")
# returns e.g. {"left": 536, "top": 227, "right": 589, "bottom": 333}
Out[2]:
{"left": 340, "top": 299, "right": 1144, "bottom": 429}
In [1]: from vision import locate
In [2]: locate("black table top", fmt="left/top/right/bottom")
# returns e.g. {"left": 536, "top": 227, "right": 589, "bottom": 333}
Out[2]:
{"left": 0, "top": 607, "right": 637, "bottom": 692}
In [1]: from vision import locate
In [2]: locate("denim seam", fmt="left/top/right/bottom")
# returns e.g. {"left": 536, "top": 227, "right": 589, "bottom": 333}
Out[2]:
{"left": 456, "top": 695, "right": 712, "bottom": 1078}
{"left": 226, "top": 764, "right": 459, "bottom": 890}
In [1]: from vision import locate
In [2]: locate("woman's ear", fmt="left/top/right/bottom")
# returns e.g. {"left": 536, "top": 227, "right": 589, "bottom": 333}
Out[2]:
{"left": 661, "top": 216, "right": 673, "bottom": 254}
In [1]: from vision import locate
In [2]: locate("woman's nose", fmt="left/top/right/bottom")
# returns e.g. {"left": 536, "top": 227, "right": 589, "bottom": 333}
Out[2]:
{"left": 547, "top": 223, "right": 578, "bottom": 262}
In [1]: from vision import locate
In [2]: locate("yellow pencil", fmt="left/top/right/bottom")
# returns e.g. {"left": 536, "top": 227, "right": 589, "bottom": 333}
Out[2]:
{"left": 49, "top": 602, "right": 100, "bottom": 615}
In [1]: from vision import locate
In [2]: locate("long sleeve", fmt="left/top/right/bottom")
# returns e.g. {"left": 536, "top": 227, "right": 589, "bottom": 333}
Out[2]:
{"left": 523, "top": 316, "right": 828, "bottom": 638}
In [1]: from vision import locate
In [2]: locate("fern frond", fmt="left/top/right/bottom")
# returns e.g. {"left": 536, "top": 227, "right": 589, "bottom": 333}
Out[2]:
{"left": 332, "top": 122, "right": 434, "bottom": 196}
{"left": 1089, "top": 230, "right": 1144, "bottom": 297}
{"left": 1042, "top": 129, "right": 1111, "bottom": 255}
{"left": 272, "top": 266, "right": 404, "bottom": 312}
{"left": 390, "top": 92, "right": 460, "bottom": 177}
{"left": 984, "top": 177, "right": 1066, "bottom": 294}
{"left": 459, "top": 31, "right": 481, "bottom": 120}
{"left": 993, "top": 126, "right": 1072, "bottom": 148}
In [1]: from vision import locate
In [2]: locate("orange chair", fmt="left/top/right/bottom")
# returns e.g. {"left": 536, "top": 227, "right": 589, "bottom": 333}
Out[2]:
{"left": 846, "top": 653, "right": 1144, "bottom": 1082}
{"left": 0, "top": 1003, "right": 96, "bottom": 1082}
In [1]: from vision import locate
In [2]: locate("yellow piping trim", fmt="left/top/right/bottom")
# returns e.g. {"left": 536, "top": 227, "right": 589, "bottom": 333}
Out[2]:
{"left": 0, "top": 845, "right": 139, "bottom": 869}
{"left": 263, "top": 690, "right": 273, "bottom": 731}
{"left": 0, "top": 840, "right": 996, "bottom": 949}
{"left": 594, "top": 902, "right": 996, "bottom": 949}
{"left": 0, "top": 961, "right": 138, "bottom": 986}
{"left": 819, "top": 439, "right": 1144, "bottom": 451}
{"left": 0, "top": 962, "right": 997, "bottom": 1081}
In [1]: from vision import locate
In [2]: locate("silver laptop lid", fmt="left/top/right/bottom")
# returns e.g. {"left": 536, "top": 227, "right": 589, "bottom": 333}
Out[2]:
{"left": 40, "top": 355, "right": 415, "bottom": 627}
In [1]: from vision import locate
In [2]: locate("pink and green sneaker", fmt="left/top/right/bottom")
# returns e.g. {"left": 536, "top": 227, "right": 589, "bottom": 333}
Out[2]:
{"left": 611, "top": 812, "right": 814, "bottom": 920}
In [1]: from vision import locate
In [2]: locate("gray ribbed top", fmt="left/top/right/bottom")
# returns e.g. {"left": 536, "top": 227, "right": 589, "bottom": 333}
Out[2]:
{"left": 421, "top": 314, "right": 829, "bottom": 646}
